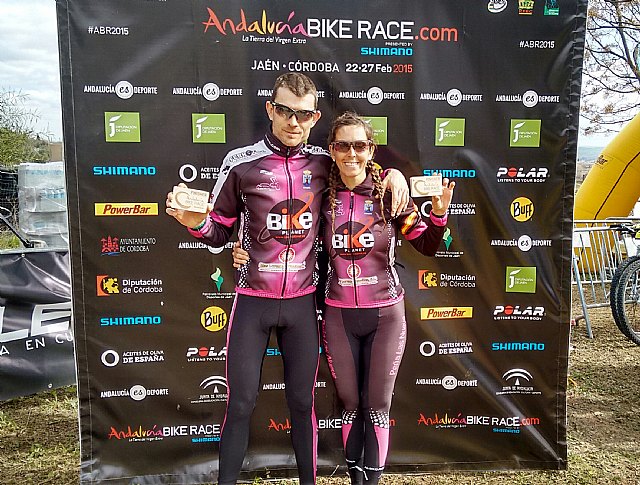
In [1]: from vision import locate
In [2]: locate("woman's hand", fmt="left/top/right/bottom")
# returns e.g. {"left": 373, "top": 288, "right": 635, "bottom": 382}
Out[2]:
{"left": 381, "top": 168, "right": 409, "bottom": 217}
{"left": 431, "top": 178, "right": 455, "bottom": 216}
{"left": 165, "top": 183, "right": 212, "bottom": 228}
{"left": 232, "top": 241, "right": 250, "bottom": 269}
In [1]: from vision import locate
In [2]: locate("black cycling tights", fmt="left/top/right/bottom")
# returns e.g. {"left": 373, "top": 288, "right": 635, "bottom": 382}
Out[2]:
{"left": 323, "top": 302, "right": 406, "bottom": 485}
{"left": 217, "top": 293, "right": 319, "bottom": 485}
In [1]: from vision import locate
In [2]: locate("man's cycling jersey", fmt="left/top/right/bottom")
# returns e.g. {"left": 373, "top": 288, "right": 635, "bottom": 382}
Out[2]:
{"left": 322, "top": 173, "right": 447, "bottom": 308}
{"left": 190, "top": 131, "right": 330, "bottom": 299}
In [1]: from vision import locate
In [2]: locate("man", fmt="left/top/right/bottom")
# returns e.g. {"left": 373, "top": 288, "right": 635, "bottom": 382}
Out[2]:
{"left": 166, "top": 73, "right": 408, "bottom": 485}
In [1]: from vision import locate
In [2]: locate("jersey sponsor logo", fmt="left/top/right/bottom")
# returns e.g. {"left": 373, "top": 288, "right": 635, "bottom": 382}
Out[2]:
{"left": 331, "top": 217, "right": 375, "bottom": 259}
{"left": 258, "top": 194, "right": 314, "bottom": 244}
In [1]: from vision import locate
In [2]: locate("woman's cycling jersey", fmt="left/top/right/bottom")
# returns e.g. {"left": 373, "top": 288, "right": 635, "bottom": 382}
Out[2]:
{"left": 322, "top": 173, "right": 447, "bottom": 308}
{"left": 190, "top": 131, "right": 330, "bottom": 299}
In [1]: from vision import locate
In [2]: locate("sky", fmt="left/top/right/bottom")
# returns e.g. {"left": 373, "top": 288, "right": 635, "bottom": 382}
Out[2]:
{"left": 0, "top": 0, "right": 621, "bottom": 146}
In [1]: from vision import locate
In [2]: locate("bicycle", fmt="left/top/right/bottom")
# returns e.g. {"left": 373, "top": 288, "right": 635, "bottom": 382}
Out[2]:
{"left": 609, "top": 222, "right": 640, "bottom": 345}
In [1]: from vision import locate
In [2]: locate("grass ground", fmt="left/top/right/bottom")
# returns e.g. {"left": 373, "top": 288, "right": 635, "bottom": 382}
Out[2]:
{"left": 0, "top": 304, "right": 638, "bottom": 484}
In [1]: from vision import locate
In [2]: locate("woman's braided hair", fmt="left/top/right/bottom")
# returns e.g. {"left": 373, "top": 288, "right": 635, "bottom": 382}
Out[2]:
{"left": 327, "top": 112, "right": 385, "bottom": 232}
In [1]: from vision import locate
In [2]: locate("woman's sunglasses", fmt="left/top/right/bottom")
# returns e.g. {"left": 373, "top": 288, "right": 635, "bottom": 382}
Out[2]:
{"left": 331, "top": 140, "right": 373, "bottom": 153}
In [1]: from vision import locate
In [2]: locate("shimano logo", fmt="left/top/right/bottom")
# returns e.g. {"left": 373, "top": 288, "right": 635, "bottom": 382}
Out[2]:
{"left": 93, "top": 166, "right": 157, "bottom": 176}
{"left": 423, "top": 169, "right": 476, "bottom": 178}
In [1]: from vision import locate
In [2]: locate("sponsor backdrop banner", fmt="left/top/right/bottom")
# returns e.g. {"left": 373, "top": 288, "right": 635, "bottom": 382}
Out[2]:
{"left": 57, "top": 0, "right": 585, "bottom": 482}
{"left": 0, "top": 250, "right": 74, "bottom": 401}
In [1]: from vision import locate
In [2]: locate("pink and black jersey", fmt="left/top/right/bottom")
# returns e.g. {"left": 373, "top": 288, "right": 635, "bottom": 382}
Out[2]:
{"left": 322, "top": 173, "right": 447, "bottom": 308}
{"left": 190, "top": 131, "right": 330, "bottom": 299}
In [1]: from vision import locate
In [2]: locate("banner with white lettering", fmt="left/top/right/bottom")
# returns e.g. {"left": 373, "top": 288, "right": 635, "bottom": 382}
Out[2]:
{"left": 57, "top": 0, "right": 585, "bottom": 482}
{"left": 0, "top": 250, "right": 74, "bottom": 401}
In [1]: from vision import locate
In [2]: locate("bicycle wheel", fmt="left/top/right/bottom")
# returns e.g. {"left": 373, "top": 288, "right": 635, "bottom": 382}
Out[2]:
{"left": 611, "top": 256, "right": 640, "bottom": 345}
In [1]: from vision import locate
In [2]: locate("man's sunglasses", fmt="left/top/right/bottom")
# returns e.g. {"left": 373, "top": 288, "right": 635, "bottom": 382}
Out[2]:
{"left": 269, "top": 101, "right": 317, "bottom": 122}
{"left": 330, "top": 140, "right": 373, "bottom": 153}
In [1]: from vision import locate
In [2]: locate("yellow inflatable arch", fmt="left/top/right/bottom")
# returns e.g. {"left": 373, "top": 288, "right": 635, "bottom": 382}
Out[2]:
{"left": 574, "top": 113, "right": 640, "bottom": 220}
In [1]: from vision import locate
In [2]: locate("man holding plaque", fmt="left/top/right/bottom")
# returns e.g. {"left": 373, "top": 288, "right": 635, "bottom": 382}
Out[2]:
{"left": 166, "top": 72, "right": 408, "bottom": 485}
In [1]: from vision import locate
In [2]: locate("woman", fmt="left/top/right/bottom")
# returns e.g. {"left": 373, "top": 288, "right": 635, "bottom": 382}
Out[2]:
{"left": 233, "top": 112, "right": 454, "bottom": 484}
{"left": 321, "top": 112, "right": 454, "bottom": 485}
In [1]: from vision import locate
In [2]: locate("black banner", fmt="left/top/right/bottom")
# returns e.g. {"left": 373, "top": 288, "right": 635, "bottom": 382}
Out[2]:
{"left": 57, "top": 0, "right": 585, "bottom": 482}
{"left": 0, "top": 250, "right": 74, "bottom": 401}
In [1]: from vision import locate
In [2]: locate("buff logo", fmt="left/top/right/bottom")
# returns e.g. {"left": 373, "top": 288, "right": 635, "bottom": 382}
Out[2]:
{"left": 201, "top": 306, "right": 227, "bottom": 332}
{"left": 95, "top": 203, "right": 158, "bottom": 216}
{"left": 202, "top": 8, "right": 309, "bottom": 37}
{"left": 510, "top": 197, "right": 534, "bottom": 222}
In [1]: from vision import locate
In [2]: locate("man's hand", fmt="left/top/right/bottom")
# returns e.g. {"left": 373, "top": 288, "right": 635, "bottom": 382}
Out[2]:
{"left": 431, "top": 178, "right": 455, "bottom": 216}
{"left": 381, "top": 168, "right": 409, "bottom": 217}
{"left": 165, "top": 183, "right": 213, "bottom": 228}
{"left": 232, "top": 241, "right": 250, "bottom": 269}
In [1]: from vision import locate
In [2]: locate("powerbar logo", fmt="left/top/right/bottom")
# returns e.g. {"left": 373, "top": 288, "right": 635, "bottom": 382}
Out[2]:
{"left": 95, "top": 203, "right": 158, "bottom": 216}
{"left": 420, "top": 307, "right": 473, "bottom": 320}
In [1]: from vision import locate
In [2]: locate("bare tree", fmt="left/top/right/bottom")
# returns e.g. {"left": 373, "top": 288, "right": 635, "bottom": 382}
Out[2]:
{"left": 582, "top": 0, "right": 640, "bottom": 135}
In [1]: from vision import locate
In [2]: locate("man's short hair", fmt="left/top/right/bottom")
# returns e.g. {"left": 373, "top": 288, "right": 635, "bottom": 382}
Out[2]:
{"left": 271, "top": 73, "right": 318, "bottom": 108}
